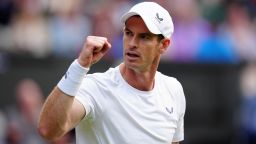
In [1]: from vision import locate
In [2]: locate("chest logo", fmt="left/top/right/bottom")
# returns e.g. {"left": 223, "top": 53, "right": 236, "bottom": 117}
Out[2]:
{"left": 166, "top": 107, "right": 173, "bottom": 114}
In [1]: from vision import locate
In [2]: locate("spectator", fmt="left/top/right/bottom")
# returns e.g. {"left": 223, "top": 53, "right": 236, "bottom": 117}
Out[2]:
{"left": 108, "top": 0, "right": 132, "bottom": 61}
{"left": 5, "top": 78, "right": 46, "bottom": 144}
{"left": 5, "top": 78, "right": 75, "bottom": 144}
{"left": 48, "top": 0, "right": 92, "bottom": 59}
{"left": 222, "top": 2, "right": 256, "bottom": 62}
{"left": 162, "top": 0, "right": 211, "bottom": 63}
{"left": 9, "top": 0, "right": 50, "bottom": 58}
{"left": 196, "top": 24, "right": 238, "bottom": 64}
{"left": 239, "top": 63, "right": 256, "bottom": 144}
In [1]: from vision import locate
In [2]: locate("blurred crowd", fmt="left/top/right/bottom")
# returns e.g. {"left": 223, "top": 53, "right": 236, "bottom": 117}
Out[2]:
{"left": 0, "top": 0, "right": 255, "bottom": 63}
{"left": 0, "top": 0, "right": 256, "bottom": 143}
{"left": 0, "top": 78, "right": 75, "bottom": 144}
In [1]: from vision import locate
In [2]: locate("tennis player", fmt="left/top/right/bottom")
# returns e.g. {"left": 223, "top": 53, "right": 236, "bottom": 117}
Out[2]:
{"left": 38, "top": 2, "right": 186, "bottom": 144}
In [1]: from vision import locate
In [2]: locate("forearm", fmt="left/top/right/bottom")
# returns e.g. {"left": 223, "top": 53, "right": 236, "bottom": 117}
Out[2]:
{"left": 38, "top": 87, "right": 75, "bottom": 140}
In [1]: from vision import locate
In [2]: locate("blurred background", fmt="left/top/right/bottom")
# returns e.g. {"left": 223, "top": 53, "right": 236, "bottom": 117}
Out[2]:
{"left": 0, "top": 0, "right": 256, "bottom": 143}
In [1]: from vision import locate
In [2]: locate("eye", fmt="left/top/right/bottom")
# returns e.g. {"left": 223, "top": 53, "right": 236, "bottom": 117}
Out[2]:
{"left": 124, "top": 30, "right": 133, "bottom": 37}
{"left": 140, "top": 34, "right": 151, "bottom": 40}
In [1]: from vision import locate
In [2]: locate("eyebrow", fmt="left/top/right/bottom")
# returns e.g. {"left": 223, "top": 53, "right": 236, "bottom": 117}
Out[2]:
{"left": 124, "top": 27, "right": 131, "bottom": 32}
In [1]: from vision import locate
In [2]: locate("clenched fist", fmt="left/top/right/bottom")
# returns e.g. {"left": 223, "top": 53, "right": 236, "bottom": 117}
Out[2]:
{"left": 78, "top": 36, "right": 111, "bottom": 68}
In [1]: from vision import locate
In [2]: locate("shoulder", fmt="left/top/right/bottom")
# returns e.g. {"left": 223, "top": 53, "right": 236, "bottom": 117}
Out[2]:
{"left": 80, "top": 66, "right": 120, "bottom": 88}
{"left": 89, "top": 66, "right": 119, "bottom": 80}
{"left": 156, "top": 72, "right": 186, "bottom": 110}
{"left": 156, "top": 72, "right": 182, "bottom": 89}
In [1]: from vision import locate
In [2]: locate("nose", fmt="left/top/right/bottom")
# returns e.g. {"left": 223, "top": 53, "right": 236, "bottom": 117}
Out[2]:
{"left": 128, "top": 36, "right": 138, "bottom": 49}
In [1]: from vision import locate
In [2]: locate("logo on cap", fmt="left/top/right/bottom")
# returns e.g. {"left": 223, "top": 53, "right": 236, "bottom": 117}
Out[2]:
{"left": 155, "top": 13, "right": 163, "bottom": 23}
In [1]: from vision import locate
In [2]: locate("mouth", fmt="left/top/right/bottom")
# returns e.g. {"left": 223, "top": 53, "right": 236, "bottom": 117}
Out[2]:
{"left": 127, "top": 53, "right": 139, "bottom": 58}
{"left": 126, "top": 51, "right": 140, "bottom": 59}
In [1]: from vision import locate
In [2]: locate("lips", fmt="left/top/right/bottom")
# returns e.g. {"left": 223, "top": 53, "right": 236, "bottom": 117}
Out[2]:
{"left": 126, "top": 51, "right": 140, "bottom": 58}
{"left": 127, "top": 53, "right": 139, "bottom": 57}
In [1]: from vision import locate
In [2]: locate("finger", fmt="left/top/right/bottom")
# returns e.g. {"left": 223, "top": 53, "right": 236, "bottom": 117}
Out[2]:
{"left": 92, "top": 38, "right": 111, "bottom": 53}
{"left": 105, "top": 40, "right": 112, "bottom": 49}
{"left": 100, "top": 41, "right": 111, "bottom": 54}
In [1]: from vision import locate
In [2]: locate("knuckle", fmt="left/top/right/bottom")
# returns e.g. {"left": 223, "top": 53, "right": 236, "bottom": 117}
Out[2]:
{"left": 86, "top": 36, "right": 92, "bottom": 43}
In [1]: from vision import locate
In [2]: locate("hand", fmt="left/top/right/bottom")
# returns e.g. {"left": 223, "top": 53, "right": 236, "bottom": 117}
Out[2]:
{"left": 78, "top": 36, "right": 111, "bottom": 68}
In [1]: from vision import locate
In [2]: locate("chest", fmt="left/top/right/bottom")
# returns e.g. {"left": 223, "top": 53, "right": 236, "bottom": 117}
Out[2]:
{"left": 98, "top": 87, "right": 179, "bottom": 143}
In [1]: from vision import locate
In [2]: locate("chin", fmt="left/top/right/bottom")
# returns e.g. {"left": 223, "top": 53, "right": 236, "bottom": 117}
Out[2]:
{"left": 124, "top": 61, "right": 146, "bottom": 73}
{"left": 124, "top": 60, "right": 138, "bottom": 69}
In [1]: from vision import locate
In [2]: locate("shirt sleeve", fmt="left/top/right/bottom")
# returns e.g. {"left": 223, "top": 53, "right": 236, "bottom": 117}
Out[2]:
{"left": 172, "top": 80, "right": 186, "bottom": 142}
{"left": 75, "top": 76, "right": 101, "bottom": 121}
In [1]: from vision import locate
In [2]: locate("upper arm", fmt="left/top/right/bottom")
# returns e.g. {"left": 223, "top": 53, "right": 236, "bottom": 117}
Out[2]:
{"left": 69, "top": 98, "right": 86, "bottom": 127}
{"left": 38, "top": 87, "right": 86, "bottom": 140}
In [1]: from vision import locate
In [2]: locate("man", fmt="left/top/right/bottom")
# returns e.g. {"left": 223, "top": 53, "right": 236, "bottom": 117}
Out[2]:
{"left": 38, "top": 2, "right": 186, "bottom": 144}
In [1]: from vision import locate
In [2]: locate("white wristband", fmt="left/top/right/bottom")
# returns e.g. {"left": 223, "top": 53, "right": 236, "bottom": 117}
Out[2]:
{"left": 57, "top": 59, "right": 89, "bottom": 96}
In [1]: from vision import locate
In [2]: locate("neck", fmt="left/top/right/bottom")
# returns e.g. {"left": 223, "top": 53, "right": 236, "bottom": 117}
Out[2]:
{"left": 120, "top": 62, "right": 159, "bottom": 91}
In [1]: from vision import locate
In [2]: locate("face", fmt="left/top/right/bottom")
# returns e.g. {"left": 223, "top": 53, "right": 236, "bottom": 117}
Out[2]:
{"left": 123, "top": 16, "right": 169, "bottom": 72}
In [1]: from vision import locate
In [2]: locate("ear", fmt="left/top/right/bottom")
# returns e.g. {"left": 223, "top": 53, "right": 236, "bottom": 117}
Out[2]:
{"left": 159, "top": 38, "right": 171, "bottom": 54}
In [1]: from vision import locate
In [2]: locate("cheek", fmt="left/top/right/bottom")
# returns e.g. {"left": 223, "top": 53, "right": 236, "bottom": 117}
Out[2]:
{"left": 142, "top": 43, "right": 158, "bottom": 55}
{"left": 122, "top": 39, "right": 127, "bottom": 50}
{"left": 144, "top": 48, "right": 157, "bottom": 60}
{"left": 123, "top": 36, "right": 130, "bottom": 48}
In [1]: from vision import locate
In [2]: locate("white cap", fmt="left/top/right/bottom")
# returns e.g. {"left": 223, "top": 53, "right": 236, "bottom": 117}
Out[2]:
{"left": 121, "top": 2, "right": 174, "bottom": 38}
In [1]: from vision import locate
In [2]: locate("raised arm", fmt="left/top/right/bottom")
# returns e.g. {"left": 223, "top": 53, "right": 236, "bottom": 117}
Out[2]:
{"left": 37, "top": 36, "right": 111, "bottom": 141}
{"left": 38, "top": 87, "right": 85, "bottom": 140}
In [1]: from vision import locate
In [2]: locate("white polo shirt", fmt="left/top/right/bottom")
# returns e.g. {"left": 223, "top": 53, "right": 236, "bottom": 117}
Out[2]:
{"left": 75, "top": 65, "right": 186, "bottom": 144}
